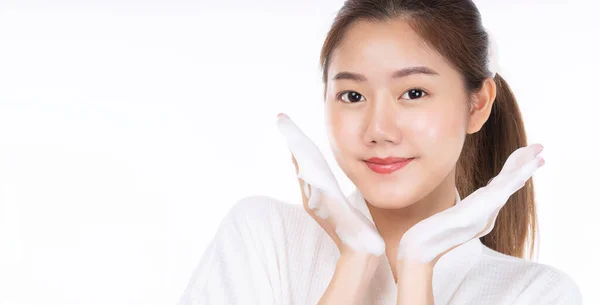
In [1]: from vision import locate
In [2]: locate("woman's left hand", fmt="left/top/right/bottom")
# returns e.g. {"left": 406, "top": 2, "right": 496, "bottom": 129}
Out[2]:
{"left": 395, "top": 143, "right": 545, "bottom": 304}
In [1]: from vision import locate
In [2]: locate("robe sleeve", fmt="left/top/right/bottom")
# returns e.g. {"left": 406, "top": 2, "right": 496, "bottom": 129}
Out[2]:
{"left": 521, "top": 266, "right": 583, "bottom": 305}
{"left": 175, "top": 198, "right": 281, "bottom": 305}
{"left": 537, "top": 272, "right": 583, "bottom": 305}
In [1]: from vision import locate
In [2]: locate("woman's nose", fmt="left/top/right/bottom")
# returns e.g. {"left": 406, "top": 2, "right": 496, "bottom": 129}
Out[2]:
{"left": 362, "top": 99, "right": 402, "bottom": 145}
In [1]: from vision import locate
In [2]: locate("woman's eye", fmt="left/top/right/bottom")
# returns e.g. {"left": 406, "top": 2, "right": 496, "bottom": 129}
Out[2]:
{"left": 338, "top": 91, "right": 365, "bottom": 103}
{"left": 401, "top": 88, "right": 428, "bottom": 100}
{"left": 337, "top": 88, "right": 427, "bottom": 103}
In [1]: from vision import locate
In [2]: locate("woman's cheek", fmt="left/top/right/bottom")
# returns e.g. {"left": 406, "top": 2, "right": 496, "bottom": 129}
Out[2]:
{"left": 414, "top": 107, "right": 464, "bottom": 141}
{"left": 411, "top": 113, "right": 444, "bottom": 145}
{"left": 327, "top": 114, "right": 357, "bottom": 158}
{"left": 325, "top": 110, "right": 343, "bottom": 151}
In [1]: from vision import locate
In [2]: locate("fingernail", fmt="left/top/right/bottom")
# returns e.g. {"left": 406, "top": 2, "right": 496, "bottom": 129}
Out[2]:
{"left": 277, "top": 113, "right": 287, "bottom": 118}
{"left": 539, "top": 158, "right": 545, "bottom": 167}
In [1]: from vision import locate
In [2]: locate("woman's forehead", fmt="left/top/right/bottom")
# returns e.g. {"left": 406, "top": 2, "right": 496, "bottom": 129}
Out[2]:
{"left": 328, "top": 20, "right": 450, "bottom": 80}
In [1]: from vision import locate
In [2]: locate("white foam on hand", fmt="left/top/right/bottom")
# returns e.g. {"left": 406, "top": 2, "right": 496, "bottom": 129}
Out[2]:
{"left": 397, "top": 144, "right": 545, "bottom": 263}
{"left": 276, "top": 113, "right": 386, "bottom": 256}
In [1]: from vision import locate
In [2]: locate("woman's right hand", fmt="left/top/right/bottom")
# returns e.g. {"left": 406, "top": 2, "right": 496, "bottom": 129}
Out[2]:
{"left": 290, "top": 154, "right": 353, "bottom": 255}
{"left": 276, "top": 112, "right": 385, "bottom": 258}
{"left": 280, "top": 113, "right": 382, "bottom": 305}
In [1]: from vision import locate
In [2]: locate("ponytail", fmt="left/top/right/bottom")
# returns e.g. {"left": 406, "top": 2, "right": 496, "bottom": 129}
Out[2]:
{"left": 456, "top": 73, "right": 538, "bottom": 259}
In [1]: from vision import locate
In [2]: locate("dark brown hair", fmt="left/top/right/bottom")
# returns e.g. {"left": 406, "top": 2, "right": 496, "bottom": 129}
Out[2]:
{"left": 319, "top": 0, "right": 537, "bottom": 259}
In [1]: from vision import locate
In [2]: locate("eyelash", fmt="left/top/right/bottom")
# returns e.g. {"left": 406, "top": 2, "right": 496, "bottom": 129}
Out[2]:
{"left": 336, "top": 88, "right": 429, "bottom": 103}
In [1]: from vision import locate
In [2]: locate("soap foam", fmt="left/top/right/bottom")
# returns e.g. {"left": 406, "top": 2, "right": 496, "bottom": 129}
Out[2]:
{"left": 276, "top": 113, "right": 385, "bottom": 256}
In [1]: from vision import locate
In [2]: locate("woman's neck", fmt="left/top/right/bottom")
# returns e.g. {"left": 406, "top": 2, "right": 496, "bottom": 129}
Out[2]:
{"left": 365, "top": 168, "right": 458, "bottom": 280}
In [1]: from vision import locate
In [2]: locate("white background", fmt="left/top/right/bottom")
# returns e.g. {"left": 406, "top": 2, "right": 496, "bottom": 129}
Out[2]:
{"left": 0, "top": 0, "right": 598, "bottom": 304}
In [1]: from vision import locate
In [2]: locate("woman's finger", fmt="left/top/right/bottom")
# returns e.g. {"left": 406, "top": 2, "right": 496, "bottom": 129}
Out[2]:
{"left": 291, "top": 153, "right": 299, "bottom": 174}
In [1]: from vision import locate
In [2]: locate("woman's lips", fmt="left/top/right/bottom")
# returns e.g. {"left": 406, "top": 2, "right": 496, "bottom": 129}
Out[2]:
{"left": 364, "top": 158, "right": 414, "bottom": 174}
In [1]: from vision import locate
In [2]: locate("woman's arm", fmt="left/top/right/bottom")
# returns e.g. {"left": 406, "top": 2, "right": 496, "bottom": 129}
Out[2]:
{"left": 278, "top": 113, "right": 386, "bottom": 304}
{"left": 395, "top": 260, "right": 435, "bottom": 305}
{"left": 318, "top": 252, "right": 380, "bottom": 305}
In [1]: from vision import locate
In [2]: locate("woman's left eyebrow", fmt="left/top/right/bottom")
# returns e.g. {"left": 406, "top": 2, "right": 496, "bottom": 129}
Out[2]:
{"left": 391, "top": 66, "right": 439, "bottom": 78}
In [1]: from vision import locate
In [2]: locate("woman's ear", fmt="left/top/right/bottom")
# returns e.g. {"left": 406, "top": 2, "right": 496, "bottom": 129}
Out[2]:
{"left": 467, "top": 77, "right": 497, "bottom": 134}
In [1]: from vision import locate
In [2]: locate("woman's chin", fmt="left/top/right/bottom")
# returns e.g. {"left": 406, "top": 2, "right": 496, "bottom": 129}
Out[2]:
{"left": 360, "top": 185, "right": 418, "bottom": 210}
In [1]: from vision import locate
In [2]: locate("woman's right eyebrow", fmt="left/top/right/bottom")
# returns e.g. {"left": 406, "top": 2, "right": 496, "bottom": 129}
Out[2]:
{"left": 331, "top": 66, "right": 440, "bottom": 82}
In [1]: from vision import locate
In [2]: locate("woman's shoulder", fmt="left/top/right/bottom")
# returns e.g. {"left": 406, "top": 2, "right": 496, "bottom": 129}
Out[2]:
{"left": 225, "top": 195, "right": 308, "bottom": 228}
{"left": 226, "top": 195, "right": 298, "bottom": 221}
{"left": 229, "top": 194, "right": 337, "bottom": 251}
{"left": 177, "top": 196, "right": 320, "bottom": 305}
{"left": 469, "top": 244, "right": 582, "bottom": 303}
{"left": 224, "top": 195, "right": 325, "bottom": 241}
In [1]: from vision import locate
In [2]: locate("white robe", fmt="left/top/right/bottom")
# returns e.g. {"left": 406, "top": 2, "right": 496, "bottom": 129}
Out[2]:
{"left": 175, "top": 188, "right": 582, "bottom": 305}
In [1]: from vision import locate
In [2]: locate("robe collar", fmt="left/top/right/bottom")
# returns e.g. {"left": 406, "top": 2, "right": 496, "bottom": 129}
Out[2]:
{"left": 346, "top": 187, "right": 483, "bottom": 303}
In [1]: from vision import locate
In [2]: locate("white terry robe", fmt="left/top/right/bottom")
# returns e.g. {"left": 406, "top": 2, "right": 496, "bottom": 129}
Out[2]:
{"left": 175, "top": 188, "right": 582, "bottom": 305}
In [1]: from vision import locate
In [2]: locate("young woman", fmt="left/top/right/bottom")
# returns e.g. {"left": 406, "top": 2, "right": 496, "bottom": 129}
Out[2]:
{"left": 176, "top": 1, "right": 582, "bottom": 304}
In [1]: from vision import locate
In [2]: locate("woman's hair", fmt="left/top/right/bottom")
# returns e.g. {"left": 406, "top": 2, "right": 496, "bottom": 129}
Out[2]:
{"left": 319, "top": 0, "right": 537, "bottom": 259}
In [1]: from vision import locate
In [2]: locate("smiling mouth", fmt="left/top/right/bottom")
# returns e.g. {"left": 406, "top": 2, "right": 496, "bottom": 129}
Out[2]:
{"left": 364, "top": 158, "right": 415, "bottom": 174}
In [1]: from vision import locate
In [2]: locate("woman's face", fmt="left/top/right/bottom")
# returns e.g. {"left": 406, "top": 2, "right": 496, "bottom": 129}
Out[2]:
{"left": 325, "top": 19, "right": 471, "bottom": 209}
